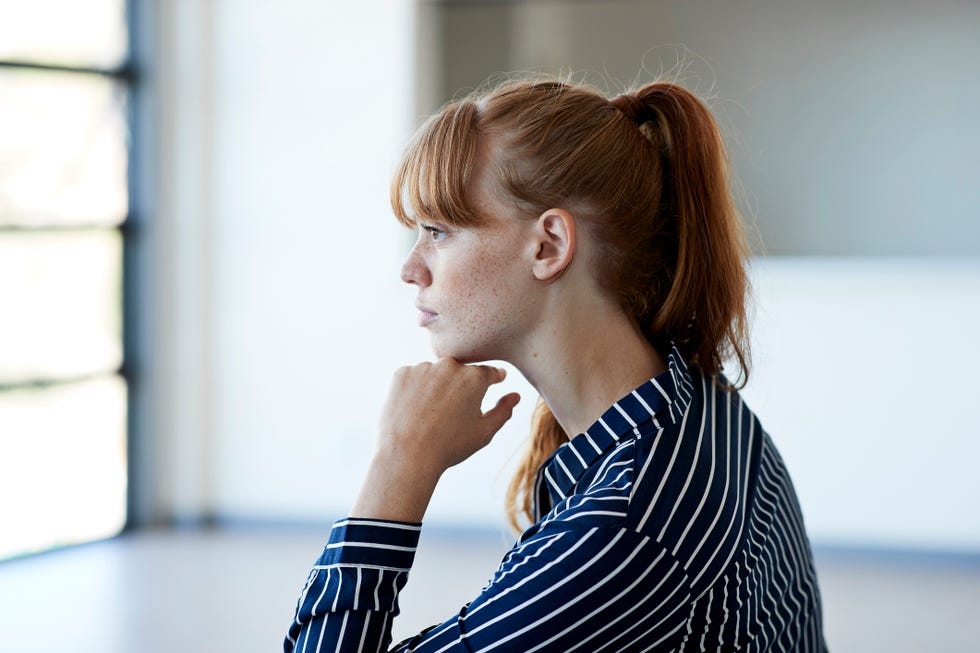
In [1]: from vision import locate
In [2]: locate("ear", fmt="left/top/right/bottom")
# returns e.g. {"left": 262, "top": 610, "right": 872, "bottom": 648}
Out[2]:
{"left": 531, "top": 209, "right": 576, "bottom": 282}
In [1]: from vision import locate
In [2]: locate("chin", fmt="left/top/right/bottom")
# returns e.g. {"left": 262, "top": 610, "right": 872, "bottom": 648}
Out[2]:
{"left": 429, "top": 335, "right": 494, "bottom": 364}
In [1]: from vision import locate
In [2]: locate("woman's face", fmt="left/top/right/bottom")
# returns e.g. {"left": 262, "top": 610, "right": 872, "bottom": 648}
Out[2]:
{"left": 400, "top": 174, "right": 539, "bottom": 364}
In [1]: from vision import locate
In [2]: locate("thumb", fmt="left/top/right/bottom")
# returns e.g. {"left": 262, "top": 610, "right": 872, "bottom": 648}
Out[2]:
{"left": 481, "top": 392, "right": 521, "bottom": 436}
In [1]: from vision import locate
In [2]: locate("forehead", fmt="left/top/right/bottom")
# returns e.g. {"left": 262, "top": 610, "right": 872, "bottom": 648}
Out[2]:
{"left": 465, "top": 136, "right": 525, "bottom": 226}
{"left": 467, "top": 139, "right": 503, "bottom": 216}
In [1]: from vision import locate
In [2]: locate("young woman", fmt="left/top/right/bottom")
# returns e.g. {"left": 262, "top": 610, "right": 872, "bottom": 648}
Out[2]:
{"left": 284, "top": 78, "right": 827, "bottom": 652}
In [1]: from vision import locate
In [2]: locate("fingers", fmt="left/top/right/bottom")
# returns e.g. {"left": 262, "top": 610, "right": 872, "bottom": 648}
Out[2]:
{"left": 472, "top": 363, "right": 507, "bottom": 387}
{"left": 488, "top": 366, "right": 507, "bottom": 385}
{"left": 435, "top": 358, "right": 507, "bottom": 388}
{"left": 482, "top": 392, "right": 521, "bottom": 435}
{"left": 381, "top": 359, "right": 520, "bottom": 472}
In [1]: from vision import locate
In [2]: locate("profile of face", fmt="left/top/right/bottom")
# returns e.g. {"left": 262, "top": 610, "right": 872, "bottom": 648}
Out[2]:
{"left": 400, "top": 167, "right": 540, "bottom": 364}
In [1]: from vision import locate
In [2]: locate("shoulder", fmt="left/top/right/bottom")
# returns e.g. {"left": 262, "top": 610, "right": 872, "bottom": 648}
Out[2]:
{"left": 624, "top": 372, "right": 766, "bottom": 585}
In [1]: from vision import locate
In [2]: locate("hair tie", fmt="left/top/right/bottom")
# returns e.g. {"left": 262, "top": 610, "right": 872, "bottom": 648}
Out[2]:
{"left": 610, "top": 93, "right": 657, "bottom": 127}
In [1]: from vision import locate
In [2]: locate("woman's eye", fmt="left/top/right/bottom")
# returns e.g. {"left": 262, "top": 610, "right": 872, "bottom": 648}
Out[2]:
{"left": 422, "top": 225, "right": 446, "bottom": 242}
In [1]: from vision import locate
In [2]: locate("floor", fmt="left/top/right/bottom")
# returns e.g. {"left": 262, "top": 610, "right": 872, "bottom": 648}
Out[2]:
{"left": 0, "top": 526, "right": 978, "bottom": 652}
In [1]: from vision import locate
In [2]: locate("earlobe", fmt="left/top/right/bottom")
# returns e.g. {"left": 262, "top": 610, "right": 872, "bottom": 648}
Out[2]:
{"left": 531, "top": 209, "right": 576, "bottom": 282}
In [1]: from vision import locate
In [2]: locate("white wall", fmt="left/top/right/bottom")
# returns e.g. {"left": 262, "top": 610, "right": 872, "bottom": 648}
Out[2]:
{"left": 742, "top": 258, "right": 980, "bottom": 551}
{"left": 151, "top": 0, "right": 421, "bottom": 522}
{"left": 151, "top": 1, "right": 980, "bottom": 553}
{"left": 205, "top": 0, "right": 417, "bottom": 520}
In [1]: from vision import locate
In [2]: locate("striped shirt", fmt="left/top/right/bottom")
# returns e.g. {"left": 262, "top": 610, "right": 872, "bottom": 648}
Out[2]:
{"left": 285, "top": 346, "right": 826, "bottom": 652}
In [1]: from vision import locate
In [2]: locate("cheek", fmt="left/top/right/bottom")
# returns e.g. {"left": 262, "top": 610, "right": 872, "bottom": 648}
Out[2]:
{"left": 428, "top": 236, "right": 534, "bottom": 361}
{"left": 458, "top": 251, "right": 529, "bottom": 327}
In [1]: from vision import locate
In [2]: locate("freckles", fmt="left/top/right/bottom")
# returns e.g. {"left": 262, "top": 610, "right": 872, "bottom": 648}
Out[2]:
{"left": 437, "top": 229, "right": 530, "bottom": 359}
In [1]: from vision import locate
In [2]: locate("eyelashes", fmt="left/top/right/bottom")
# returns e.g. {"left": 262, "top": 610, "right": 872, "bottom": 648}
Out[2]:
{"left": 420, "top": 224, "right": 447, "bottom": 242}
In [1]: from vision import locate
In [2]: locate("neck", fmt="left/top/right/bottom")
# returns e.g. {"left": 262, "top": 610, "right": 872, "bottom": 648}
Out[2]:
{"left": 510, "top": 305, "right": 668, "bottom": 439}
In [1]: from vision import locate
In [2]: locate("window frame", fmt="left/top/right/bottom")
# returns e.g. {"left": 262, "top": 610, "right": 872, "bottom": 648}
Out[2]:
{"left": 0, "top": 0, "right": 144, "bottom": 556}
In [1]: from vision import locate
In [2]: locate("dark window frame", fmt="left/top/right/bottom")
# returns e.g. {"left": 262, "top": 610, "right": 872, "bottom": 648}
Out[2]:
{"left": 0, "top": 0, "right": 144, "bottom": 553}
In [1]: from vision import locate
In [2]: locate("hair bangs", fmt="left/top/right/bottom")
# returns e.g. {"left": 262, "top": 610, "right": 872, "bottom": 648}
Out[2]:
{"left": 390, "top": 101, "right": 483, "bottom": 228}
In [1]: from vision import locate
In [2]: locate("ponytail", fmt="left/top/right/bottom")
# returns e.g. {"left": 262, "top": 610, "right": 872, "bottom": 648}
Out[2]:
{"left": 392, "top": 77, "right": 750, "bottom": 533}
{"left": 613, "top": 83, "right": 751, "bottom": 383}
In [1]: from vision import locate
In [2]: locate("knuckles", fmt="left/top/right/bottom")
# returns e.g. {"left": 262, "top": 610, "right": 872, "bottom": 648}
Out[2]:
{"left": 394, "top": 359, "right": 501, "bottom": 395}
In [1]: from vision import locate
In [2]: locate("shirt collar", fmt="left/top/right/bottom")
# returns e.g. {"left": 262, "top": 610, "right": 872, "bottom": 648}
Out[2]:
{"left": 537, "top": 344, "right": 695, "bottom": 509}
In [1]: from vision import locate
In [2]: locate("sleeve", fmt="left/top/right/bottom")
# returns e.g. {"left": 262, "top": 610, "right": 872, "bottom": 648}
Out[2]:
{"left": 285, "top": 518, "right": 696, "bottom": 653}
{"left": 284, "top": 518, "right": 422, "bottom": 653}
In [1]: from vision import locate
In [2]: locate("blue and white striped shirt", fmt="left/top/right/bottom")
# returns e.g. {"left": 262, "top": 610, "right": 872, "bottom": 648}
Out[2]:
{"left": 285, "top": 347, "right": 826, "bottom": 652}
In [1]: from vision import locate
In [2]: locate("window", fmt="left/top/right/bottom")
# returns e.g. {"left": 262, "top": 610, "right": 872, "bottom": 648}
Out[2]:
{"left": 0, "top": 0, "right": 132, "bottom": 560}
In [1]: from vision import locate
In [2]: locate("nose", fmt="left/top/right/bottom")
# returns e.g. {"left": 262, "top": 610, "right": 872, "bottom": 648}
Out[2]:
{"left": 400, "top": 241, "right": 431, "bottom": 287}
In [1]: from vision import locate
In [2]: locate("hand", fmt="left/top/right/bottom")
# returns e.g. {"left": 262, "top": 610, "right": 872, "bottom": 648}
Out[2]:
{"left": 377, "top": 358, "right": 521, "bottom": 477}
{"left": 350, "top": 359, "right": 520, "bottom": 522}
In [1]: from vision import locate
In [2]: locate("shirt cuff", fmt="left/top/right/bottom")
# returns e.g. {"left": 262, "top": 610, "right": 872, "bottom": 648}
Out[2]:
{"left": 316, "top": 517, "right": 423, "bottom": 570}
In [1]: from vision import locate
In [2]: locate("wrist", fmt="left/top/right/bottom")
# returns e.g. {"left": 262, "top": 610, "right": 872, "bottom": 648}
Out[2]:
{"left": 349, "top": 452, "right": 442, "bottom": 522}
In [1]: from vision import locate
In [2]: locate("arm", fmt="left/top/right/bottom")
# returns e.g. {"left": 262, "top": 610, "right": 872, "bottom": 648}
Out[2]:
{"left": 284, "top": 359, "right": 694, "bottom": 651}
{"left": 285, "top": 516, "right": 694, "bottom": 652}
{"left": 285, "top": 358, "right": 520, "bottom": 652}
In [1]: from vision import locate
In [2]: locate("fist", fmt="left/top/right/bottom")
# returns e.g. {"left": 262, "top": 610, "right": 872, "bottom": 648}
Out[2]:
{"left": 376, "top": 358, "right": 522, "bottom": 477}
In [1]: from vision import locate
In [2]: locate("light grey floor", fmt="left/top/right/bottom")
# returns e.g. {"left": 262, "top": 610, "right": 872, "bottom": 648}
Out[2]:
{"left": 0, "top": 526, "right": 978, "bottom": 652}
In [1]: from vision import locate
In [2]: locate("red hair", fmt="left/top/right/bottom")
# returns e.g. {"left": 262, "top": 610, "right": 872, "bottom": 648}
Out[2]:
{"left": 391, "top": 79, "right": 751, "bottom": 532}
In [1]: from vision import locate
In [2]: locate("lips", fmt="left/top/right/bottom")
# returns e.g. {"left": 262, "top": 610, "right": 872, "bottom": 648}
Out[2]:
{"left": 415, "top": 303, "right": 438, "bottom": 327}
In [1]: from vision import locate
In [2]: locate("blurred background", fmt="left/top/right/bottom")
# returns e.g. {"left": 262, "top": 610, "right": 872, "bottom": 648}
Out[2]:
{"left": 0, "top": 0, "right": 978, "bottom": 651}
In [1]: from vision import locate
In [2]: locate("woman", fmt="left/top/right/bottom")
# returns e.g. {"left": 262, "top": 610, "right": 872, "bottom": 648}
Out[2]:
{"left": 285, "top": 78, "right": 826, "bottom": 652}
